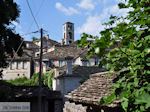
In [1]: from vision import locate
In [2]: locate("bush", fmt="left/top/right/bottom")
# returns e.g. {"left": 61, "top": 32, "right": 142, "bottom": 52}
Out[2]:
{"left": 8, "top": 70, "right": 54, "bottom": 88}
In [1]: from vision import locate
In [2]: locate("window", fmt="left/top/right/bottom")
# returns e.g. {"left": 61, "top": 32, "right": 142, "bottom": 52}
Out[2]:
{"left": 95, "top": 58, "right": 99, "bottom": 65}
{"left": 69, "top": 41, "right": 72, "bottom": 44}
{"left": 16, "top": 62, "right": 18, "bottom": 69}
{"left": 10, "top": 63, "right": 12, "bottom": 70}
{"left": 23, "top": 61, "right": 27, "bottom": 69}
{"left": 12, "top": 62, "right": 16, "bottom": 70}
{"left": 68, "top": 25, "right": 72, "bottom": 30}
{"left": 68, "top": 32, "right": 72, "bottom": 39}
{"left": 26, "top": 43, "right": 29, "bottom": 48}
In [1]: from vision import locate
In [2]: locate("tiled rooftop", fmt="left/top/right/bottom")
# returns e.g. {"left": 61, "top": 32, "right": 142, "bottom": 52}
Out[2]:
{"left": 66, "top": 72, "right": 117, "bottom": 106}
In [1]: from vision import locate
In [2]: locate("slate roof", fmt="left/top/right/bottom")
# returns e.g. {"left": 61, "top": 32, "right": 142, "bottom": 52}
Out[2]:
{"left": 44, "top": 37, "right": 60, "bottom": 47}
{"left": 7, "top": 51, "right": 33, "bottom": 61}
{"left": 66, "top": 72, "right": 117, "bottom": 106}
{"left": 55, "top": 65, "right": 105, "bottom": 79}
{"left": 43, "top": 46, "right": 87, "bottom": 60}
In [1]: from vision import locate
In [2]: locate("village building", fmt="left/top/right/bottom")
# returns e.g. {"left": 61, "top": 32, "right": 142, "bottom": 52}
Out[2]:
{"left": 41, "top": 45, "right": 99, "bottom": 69}
{"left": 1, "top": 41, "right": 38, "bottom": 80}
{"left": 33, "top": 36, "right": 60, "bottom": 56}
{"left": 1, "top": 51, "right": 34, "bottom": 80}
{"left": 64, "top": 72, "right": 123, "bottom": 112}
{"left": 52, "top": 56, "right": 105, "bottom": 101}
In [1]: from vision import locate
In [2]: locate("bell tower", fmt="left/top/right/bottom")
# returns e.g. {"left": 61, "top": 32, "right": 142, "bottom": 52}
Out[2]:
{"left": 63, "top": 22, "right": 74, "bottom": 45}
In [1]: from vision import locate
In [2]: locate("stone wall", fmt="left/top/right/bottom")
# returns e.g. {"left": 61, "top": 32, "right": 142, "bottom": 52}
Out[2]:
{"left": 2, "top": 61, "right": 31, "bottom": 80}
{"left": 63, "top": 101, "right": 87, "bottom": 112}
{"left": 63, "top": 101, "right": 123, "bottom": 112}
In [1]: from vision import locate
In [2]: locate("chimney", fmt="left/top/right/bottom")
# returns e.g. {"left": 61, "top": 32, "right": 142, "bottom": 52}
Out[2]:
{"left": 65, "top": 56, "right": 73, "bottom": 75}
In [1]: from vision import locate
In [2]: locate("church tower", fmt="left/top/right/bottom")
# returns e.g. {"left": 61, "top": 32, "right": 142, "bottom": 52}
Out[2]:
{"left": 63, "top": 22, "right": 74, "bottom": 45}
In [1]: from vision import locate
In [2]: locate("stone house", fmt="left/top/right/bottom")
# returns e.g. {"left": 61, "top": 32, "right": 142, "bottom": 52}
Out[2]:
{"left": 64, "top": 72, "right": 122, "bottom": 112}
{"left": 1, "top": 21, "right": 100, "bottom": 80}
{"left": 2, "top": 52, "right": 34, "bottom": 80}
{"left": 42, "top": 45, "right": 100, "bottom": 69}
{"left": 52, "top": 56, "right": 105, "bottom": 101}
{"left": 33, "top": 36, "right": 60, "bottom": 56}
{"left": 1, "top": 41, "right": 38, "bottom": 80}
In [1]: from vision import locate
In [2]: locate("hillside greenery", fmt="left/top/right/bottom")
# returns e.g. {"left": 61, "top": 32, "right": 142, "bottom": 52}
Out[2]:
{"left": 7, "top": 70, "right": 54, "bottom": 89}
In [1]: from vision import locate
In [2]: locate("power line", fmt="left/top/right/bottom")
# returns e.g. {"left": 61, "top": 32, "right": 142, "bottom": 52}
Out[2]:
{"left": 8, "top": 39, "right": 24, "bottom": 68}
{"left": 20, "top": 30, "right": 39, "bottom": 36}
{"left": 26, "top": 0, "right": 46, "bottom": 33}
{"left": 26, "top": 0, "right": 40, "bottom": 30}
{"left": 7, "top": 0, "right": 47, "bottom": 68}
{"left": 6, "top": 0, "right": 43, "bottom": 68}
{"left": 7, "top": 30, "right": 39, "bottom": 68}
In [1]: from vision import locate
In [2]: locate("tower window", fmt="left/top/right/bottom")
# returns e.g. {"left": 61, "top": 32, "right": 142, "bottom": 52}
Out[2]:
{"left": 69, "top": 41, "right": 72, "bottom": 44}
{"left": 68, "top": 25, "right": 72, "bottom": 30}
{"left": 68, "top": 32, "right": 72, "bottom": 39}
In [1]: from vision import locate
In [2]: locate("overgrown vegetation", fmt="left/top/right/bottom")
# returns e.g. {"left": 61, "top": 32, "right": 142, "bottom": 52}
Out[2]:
{"left": 7, "top": 70, "right": 54, "bottom": 89}
{"left": 78, "top": 0, "right": 150, "bottom": 111}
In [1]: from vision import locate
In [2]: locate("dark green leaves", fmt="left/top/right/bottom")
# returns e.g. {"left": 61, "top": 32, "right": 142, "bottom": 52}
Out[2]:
{"left": 0, "top": 0, "right": 23, "bottom": 68}
{"left": 78, "top": 0, "right": 150, "bottom": 111}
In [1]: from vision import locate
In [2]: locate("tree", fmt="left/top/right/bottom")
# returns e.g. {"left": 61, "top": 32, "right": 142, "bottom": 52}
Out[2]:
{"left": 32, "top": 36, "right": 38, "bottom": 41}
{"left": 0, "top": 0, "right": 24, "bottom": 68}
{"left": 78, "top": 0, "right": 150, "bottom": 111}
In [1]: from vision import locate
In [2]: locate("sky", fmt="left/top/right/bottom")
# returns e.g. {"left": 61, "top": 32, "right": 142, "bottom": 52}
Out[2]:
{"left": 14, "top": 0, "right": 128, "bottom": 42}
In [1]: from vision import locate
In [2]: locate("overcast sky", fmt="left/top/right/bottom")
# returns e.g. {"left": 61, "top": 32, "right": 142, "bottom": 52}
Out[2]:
{"left": 14, "top": 0, "right": 128, "bottom": 42}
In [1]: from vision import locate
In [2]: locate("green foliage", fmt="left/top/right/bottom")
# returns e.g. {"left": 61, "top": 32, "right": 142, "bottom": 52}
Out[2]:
{"left": 42, "top": 70, "right": 54, "bottom": 88}
{"left": 78, "top": 0, "right": 150, "bottom": 111}
{"left": 32, "top": 37, "right": 38, "bottom": 41}
{"left": 8, "top": 70, "right": 54, "bottom": 88}
{"left": 0, "top": 0, "right": 24, "bottom": 68}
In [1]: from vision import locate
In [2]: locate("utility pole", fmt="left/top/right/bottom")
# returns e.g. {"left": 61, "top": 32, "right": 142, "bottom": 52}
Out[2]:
{"left": 38, "top": 28, "right": 43, "bottom": 112}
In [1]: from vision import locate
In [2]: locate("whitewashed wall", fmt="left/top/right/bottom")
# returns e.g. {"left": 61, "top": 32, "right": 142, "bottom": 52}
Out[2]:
{"left": 53, "top": 77, "right": 81, "bottom": 97}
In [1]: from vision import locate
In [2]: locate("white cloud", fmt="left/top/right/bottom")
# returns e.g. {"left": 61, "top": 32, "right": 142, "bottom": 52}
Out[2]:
{"left": 55, "top": 2, "right": 79, "bottom": 16}
{"left": 76, "top": 15, "right": 104, "bottom": 35}
{"left": 11, "top": 21, "right": 24, "bottom": 35}
{"left": 77, "top": 0, "right": 95, "bottom": 10}
{"left": 77, "top": 4, "right": 130, "bottom": 36}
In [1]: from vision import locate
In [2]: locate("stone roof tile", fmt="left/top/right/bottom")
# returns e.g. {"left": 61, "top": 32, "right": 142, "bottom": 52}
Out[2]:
{"left": 66, "top": 72, "right": 116, "bottom": 106}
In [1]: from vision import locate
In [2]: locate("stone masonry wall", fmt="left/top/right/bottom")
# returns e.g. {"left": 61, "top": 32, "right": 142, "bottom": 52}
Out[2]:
{"left": 63, "top": 101, "right": 87, "bottom": 112}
